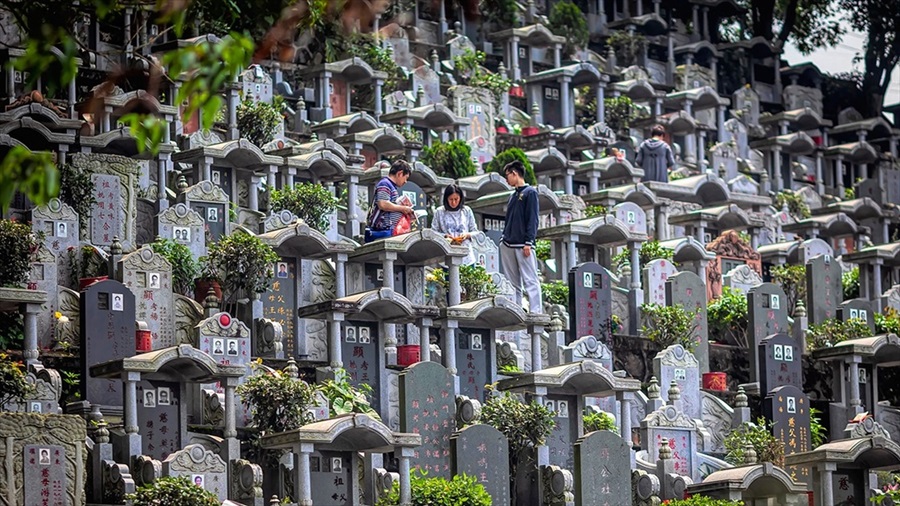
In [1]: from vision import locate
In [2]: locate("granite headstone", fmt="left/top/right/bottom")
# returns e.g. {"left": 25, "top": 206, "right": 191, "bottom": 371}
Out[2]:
{"left": 137, "top": 379, "right": 181, "bottom": 460}
{"left": 569, "top": 263, "right": 613, "bottom": 344}
{"left": 161, "top": 444, "right": 229, "bottom": 502}
{"left": 806, "top": 254, "right": 841, "bottom": 325}
{"left": 758, "top": 333, "right": 802, "bottom": 395}
{"left": 309, "top": 450, "right": 352, "bottom": 505}
{"left": 400, "top": 361, "right": 456, "bottom": 477}
{"left": 643, "top": 259, "right": 678, "bottom": 306}
{"left": 653, "top": 345, "right": 701, "bottom": 420}
{"left": 613, "top": 202, "right": 647, "bottom": 236}
{"left": 574, "top": 430, "right": 632, "bottom": 506}
{"left": 265, "top": 257, "right": 298, "bottom": 357}
{"left": 182, "top": 180, "right": 230, "bottom": 241}
{"left": 157, "top": 203, "right": 207, "bottom": 262}
{"left": 545, "top": 394, "right": 578, "bottom": 471}
{"left": 747, "top": 283, "right": 789, "bottom": 383}
{"left": 838, "top": 298, "right": 877, "bottom": 334}
{"left": 451, "top": 424, "right": 510, "bottom": 506}
{"left": 119, "top": 246, "right": 176, "bottom": 349}
{"left": 79, "top": 279, "right": 136, "bottom": 408}
{"left": 23, "top": 444, "right": 68, "bottom": 506}
{"left": 343, "top": 322, "right": 381, "bottom": 410}
{"left": 665, "top": 272, "right": 709, "bottom": 373}
{"left": 457, "top": 327, "right": 492, "bottom": 402}
{"left": 763, "top": 385, "right": 812, "bottom": 487}
{"left": 197, "top": 312, "right": 252, "bottom": 426}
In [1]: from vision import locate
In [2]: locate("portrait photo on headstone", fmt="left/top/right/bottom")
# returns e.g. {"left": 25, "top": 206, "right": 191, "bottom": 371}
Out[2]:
{"left": 212, "top": 338, "right": 224, "bottom": 355}
{"left": 112, "top": 293, "right": 124, "bottom": 312}
{"left": 192, "top": 474, "right": 205, "bottom": 488}
{"left": 345, "top": 326, "right": 357, "bottom": 343}
{"left": 212, "top": 170, "right": 221, "bottom": 184}
{"left": 174, "top": 226, "right": 191, "bottom": 242}
{"left": 359, "top": 327, "right": 371, "bottom": 344}
{"left": 158, "top": 387, "right": 171, "bottom": 406}
{"left": 207, "top": 207, "right": 219, "bottom": 222}
{"left": 471, "top": 333, "right": 483, "bottom": 350}
{"left": 148, "top": 272, "right": 160, "bottom": 289}
{"left": 56, "top": 221, "right": 67, "bottom": 237}
{"left": 227, "top": 339, "right": 239, "bottom": 356}
{"left": 332, "top": 457, "right": 342, "bottom": 473}
{"left": 558, "top": 400, "right": 569, "bottom": 418}
{"left": 277, "top": 262, "right": 289, "bottom": 278}
{"left": 39, "top": 448, "right": 51, "bottom": 465}
{"left": 144, "top": 389, "right": 156, "bottom": 407}
{"left": 30, "top": 402, "right": 41, "bottom": 413}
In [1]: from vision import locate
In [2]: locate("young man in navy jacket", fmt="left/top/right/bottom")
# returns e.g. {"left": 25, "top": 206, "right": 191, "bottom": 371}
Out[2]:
{"left": 500, "top": 160, "right": 542, "bottom": 313}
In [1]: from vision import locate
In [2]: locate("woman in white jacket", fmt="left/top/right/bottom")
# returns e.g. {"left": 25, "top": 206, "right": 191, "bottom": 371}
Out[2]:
{"left": 431, "top": 184, "right": 479, "bottom": 265}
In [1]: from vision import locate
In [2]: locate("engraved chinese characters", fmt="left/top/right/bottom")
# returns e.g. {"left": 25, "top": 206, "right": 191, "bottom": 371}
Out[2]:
{"left": 763, "top": 385, "right": 811, "bottom": 486}
{"left": 400, "top": 362, "right": 456, "bottom": 478}
{"left": 569, "top": 263, "right": 613, "bottom": 343}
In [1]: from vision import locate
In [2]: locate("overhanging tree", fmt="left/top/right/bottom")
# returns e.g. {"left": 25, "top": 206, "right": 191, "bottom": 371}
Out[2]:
{"left": 838, "top": 0, "right": 899, "bottom": 116}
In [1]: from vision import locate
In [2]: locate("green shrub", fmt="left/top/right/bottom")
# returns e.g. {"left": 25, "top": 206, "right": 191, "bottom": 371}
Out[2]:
{"left": 420, "top": 140, "right": 476, "bottom": 179}
{"left": 0, "top": 312, "right": 24, "bottom": 350}
{"left": 584, "top": 204, "right": 608, "bottom": 218}
{"left": 318, "top": 368, "right": 379, "bottom": 420}
{"left": 236, "top": 96, "right": 283, "bottom": 146}
{"left": 724, "top": 418, "right": 784, "bottom": 467}
{"left": 612, "top": 240, "right": 674, "bottom": 269}
{"left": 429, "top": 264, "right": 500, "bottom": 302}
{"left": 150, "top": 239, "right": 199, "bottom": 297}
{"left": 810, "top": 407, "right": 827, "bottom": 448}
{"left": 774, "top": 190, "right": 811, "bottom": 220}
{"left": 127, "top": 476, "right": 219, "bottom": 506}
{"left": 480, "top": 388, "right": 556, "bottom": 499}
{"left": 708, "top": 286, "right": 749, "bottom": 347}
{"left": 606, "top": 31, "right": 647, "bottom": 69}
{"left": 770, "top": 264, "right": 806, "bottom": 316}
{"left": 499, "top": 363, "right": 522, "bottom": 374}
{"left": 548, "top": 0, "right": 588, "bottom": 56}
{"left": 269, "top": 182, "right": 339, "bottom": 233}
{"left": 640, "top": 303, "right": 700, "bottom": 351}
{"left": 376, "top": 471, "right": 492, "bottom": 506}
{"left": 237, "top": 365, "right": 318, "bottom": 435}
{"left": 206, "top": 231, "right": 280, "bottom": 304}
{"left": 58, "top": 163, "right": 95, "bottom": 235}
{"left": 843, "top": 266, "right": 860, "bottom": 300}
{"left": 541, "top": 281, "right": 569, "bottom": 307}
{"left": 0, "top": 352, "right": 34, "bottom": 406}
{"left": 583, "top": 410, "right": 616, "bottom": 433}
{"left": 806, "top": 317, "right": 873, "bottom": 351}
{"left": 602, "top": 95, "right": 645, "bottom": 134}
{"left": 485, "top": 147, "right": 537, "bottom": 186}
{"left": 535, "top": 239, "right": 553, "bottom": 261}
{"left": 452, "top": 49, "right": 512, "bottom": 103}
{"left": 876, "top": 308, "right": 900, "bottom": 335}
{"left": 0, "top": 219, "right": 40, "bottom": 287}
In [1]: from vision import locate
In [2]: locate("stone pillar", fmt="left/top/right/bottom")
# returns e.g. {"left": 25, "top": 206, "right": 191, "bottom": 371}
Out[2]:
{"left": 656, "top": 204, "right": 669, "bottom": 240}
{"left": 750, "top": 228, "right": 759, "bottom": 249}
{"left": 667, "top": 34, "right": 675, "bottom": 86}
{"left": 334, "top": 253, "right": 347, "bottom": 298}
{"left": 226, "top": 85, "right": 240, "bottom": 141}
{"left": 717, "top": 105, "right": 726, "bottom": 143}
{"left": 123, "top": 371, "right": 141, "bottom": 459}
{"left": 399, "top": 448, "right": 414, "bottom": 506}
{"left": 848, "top": 359, "right": 862, "bottom": 415}
{"left": 267, "top": 165, "right": 278, "bottom": 190}
{"left": 554, "top": 44, "right": 562, "bottom": 68}
{"left": 698, "top": 131, "right": 708, "bottom": 172}
{"left": 560, "top": 76, "right": 572, "bottom": 127}
{"left": 889, "top": 136, "right": 898, "bottom": 158}
{"left": 381, "top": 252, "right": 397, "bottom": 290}
{"left": 691, "top": 5, "right": 700, "bottom": 42}
{"left": 630, "top": 242, "right": 641, "bottom": 289}
{"left": 295, "top": 444, "right": 314, "bottom": 506}
{"left": 68, "top": 79, "right": 77, "bottom": 119}
{"left": 873, "top": 261, "right": 883, "bottom": 300}
{"left": 654, "top": 98, "right": 662, "bottom": 117}
{"left": 564, "top": 167, "right": 575, "bottom": 195}
{"left": 815, "top": 152, "right": 825, "bottom": 195}
{"left": 772, "top": 147, "right": 783, "bottom": 191}
{"left": 101, "top": 106, "right": 112, "bottom": 133}
{"left": 157, "top": 154, "right": 170, "bottom": 211}
{"left": 510, "top": 37, "right": 521, "bottom": 82}
{"left": 321, "top": 72, "right": 333, "bottom": 120}
{"left": 835, "top": 157, "right": 845, "bottom": 197}
{"left": 774, "top": 53, "right": 782, "bottom": 97}
{"left": 249, "top": 176, "right": 260, "bottom": 212}
{"left": 22, "top": 302, "right": 40, "bottom": 364}
{"left": 329, "top": 315, "right": 344, "bottom": 368}
{"left": 443, "top": 322, "right": 458, "bottom": 374}
{"left": 618, "top": 392, "right": 633, "bottom": 444}
{"left": 347, "top": 175, "right": 360, "bottom": 238}
{"left": 448, "top": 259, "right": 462, "bottom": 306}
{"left": 438, "top": 0, "right": 447, "bottom": 36}
{"left": 820, "top": 463, "right": 836, "bottom": 506}
{"left": 199, "top": 156, "right": 212, "bottom": 182}
{"left": 567, "top": 238, "right": 577, "bottom": 273}
{"left": 596, "top": 84, "right": 605, "bottom": 123}
{"left": 374, "top": 78, "right": 384, "bottom": 119}
{"left": 419, "top": 317, "right": 431, "bottom": 362}
{"left": 530, "top": 323, "right": 543, "bottom": 372}
{"left": 701, "top": 7, "right": 709, "bottom": 40}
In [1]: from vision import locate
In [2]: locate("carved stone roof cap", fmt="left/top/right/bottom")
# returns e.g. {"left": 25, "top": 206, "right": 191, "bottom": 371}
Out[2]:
{"left": 688, "top": 462, "right": 806, "bottom": 496}
{"left": 259, "top": 413, "right": 421, "bottom": 452}
{"left": 348, "top": 228, "right": 469, "bottom": 264}
{"left": 784, "top": 435, "right": 900, "bottom": 468}
{"left": 89, "top": 344, "right": 244, "bottom": 382}
{"left": 441, "top": 295, "right": 528, "bottom": 329}
{"left": 496, "top": 359, "right": 641, "bottom": 396}
{"left": 538, "top": 213, "right": 649, "bottom": 245}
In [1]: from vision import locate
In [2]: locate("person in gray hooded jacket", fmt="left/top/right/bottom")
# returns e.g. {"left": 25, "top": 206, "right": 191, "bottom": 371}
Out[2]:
{"left": 635, "top": 124, "right": 676, "bottom": 183}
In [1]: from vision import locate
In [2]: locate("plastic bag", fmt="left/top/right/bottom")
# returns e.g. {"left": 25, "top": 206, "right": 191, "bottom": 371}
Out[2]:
{"left": 393, "top": 195, "right": 414, "bottom": 236}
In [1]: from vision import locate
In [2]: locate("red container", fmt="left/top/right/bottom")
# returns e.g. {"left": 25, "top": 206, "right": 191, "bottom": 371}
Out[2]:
{"left": 522, "top": 126, "right": 540, "bottom": 136}
{"left": 702, "top": 372, "right": 727, "bottom": 391}
{"left": 397, "top": 345, "right": 421, "bottom": 367}
{"left": 79, "top": 276, "right": 108, "bottom": 290}
{"left": 496, "top": 126, "right": 509, "bottom": 134}
{"left": 136, "top": 329, "right": 152, "bottom": 353}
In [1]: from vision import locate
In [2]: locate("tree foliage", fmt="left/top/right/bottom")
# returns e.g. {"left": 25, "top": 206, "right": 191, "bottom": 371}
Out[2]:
{"left": 640, "top": 304, "right": 700, "bottom": 351}
{"left": 270, "top": 182, "right": 339, "bottom": 232}
{"left": 548, "top": 1, "right": 589, "bottom": 56}
{"left": 420, "top": 140, "right": 477, "bottom": 179}
{"left": 837, "top": 0, "right": 899, "bottom": 116}
{"left": 724, "top": 418, "right": 785, "bottom": 467}
{"left": 485, "top": 148, "right": 537, "bottom": 186}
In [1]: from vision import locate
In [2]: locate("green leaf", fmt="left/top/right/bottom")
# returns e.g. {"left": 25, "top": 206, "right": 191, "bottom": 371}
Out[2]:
{"left": 0, "top": 146, "right": 59, "bottom": 213}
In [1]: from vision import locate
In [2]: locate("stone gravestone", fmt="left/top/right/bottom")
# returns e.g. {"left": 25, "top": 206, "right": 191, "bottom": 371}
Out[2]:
{"left": 31, "top": 199, "right": 79, "bottom": 288}
{"left": 732, "top": 86, "right": 761, "bottom": 126}
{"left": 838, "top": 298, "right": 877, "bottom": 334}
{"left": 265, "top": 257, "right": 298, "bottom": 357}
{"left": 542, "top": 84, "right": 562, "bottom": 127}
{"left": 137, "top": 379, "right": 182, "bottom": 459}
{"left": 309, "top": 450, "right": 352, "bottom": 505}
{"left": 413, "top": 65, "right": 441, "bottom": 105}
{"left": 613, "top": 202, "right": 647, "bottom": 236}
{"left": 182, "top": 181, "right": 230, "bottom": 242}
{"left": 758, "top": 333, "right": 802, "bottom": 395}
{"left": 400, "top": 361, "right": 456, "bottom": 477}
{"left": 451, "top": 424, "right": 510, "bottom": 506}
{"left": 161, "top": 444, "right": 229, "bottom": 502}
{"left": 545, "top": 394, "right": 578, "bottom": 471}
{"left": 457, "top": 327, "right": 492, "bottom": 402}
{"left": 710, "top": 142, "right": 739, "bottom": 181}
{"left": 470, "top": 234, "right": 500, "bottom": 274}
{"left": 884, "top": 285, "right": 900, "bottom": 312}
{"left": 80, "top": 279, "right": 136, "bottom": 409}
{"left": 806, "top": 254, "right": 842, "bottom": 325}
{"left": 762, "top": 385, "right": 812, "bottom": 486}
{"left": 653, "top": 345, "right": 701, "bottom": 421}
{"left": 643, "top": 259, "right": 678, "bottom": 306}
{"left": 665, "top": 272, "right": 709, "bottom": 373}
{"left": 639, "top": 405, "right": 700, "bottom": 482}
{"left": 240, "top": 64, "right": 273, "bottom": 104}
{"left": 797, "top": 239, "right": 833, "bottom": 264}
{"left": 71, "top": 153, "right": 140, "bottom": 251}
{"left": 568, "top": 263, "right": 613, "bottom": 344}
{"left": 157, "top": 203, "right": 207, "bottom": 262}
{"left": 747, "top": 283, "right": 789, "bottom": 384}
{"left": 23, "top": 444, "right": 68, "bottom": 506}
{"left": 724, "top": 119, "right": 749, "bottom": 159}
{"left": 722, "top": 264, "right": 763, "bottom": 295}
{"left": 197, "top": 312, "right": 253, "bottom": 426}
{"left": 342, "top": 321, "right": 381, "bottom": 409}
{"left": 28, "top": 246, "right": 58, "bottom": 349}
{"left": 119, "top": 246, "right": 176, "bottom": 350}
{"left": 451, "top": 86, "right": 495, "bottom": 167}
{"left": 574, "top": 430, "right": 631, "bottom": 506}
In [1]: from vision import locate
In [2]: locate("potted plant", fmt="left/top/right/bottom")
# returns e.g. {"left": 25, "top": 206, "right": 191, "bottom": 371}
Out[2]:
{"left": 0, "top": 219, "right": 41, "bottom": 288}
{"left": 204, "top": 231, "right": 280, "bottom": 312}
{"left": 150, "top": 239, "right": 199, "bottom": 297}
{"left": 269, "top": 182, "right": 339, "bottom": 233}
{"left": 0, "top": 352, "right": 34, "bottom": 406}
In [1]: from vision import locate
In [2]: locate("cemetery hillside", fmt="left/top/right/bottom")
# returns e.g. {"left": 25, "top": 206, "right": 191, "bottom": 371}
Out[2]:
{"left": 2, "top": 0, "right": 900, "bottom": 504}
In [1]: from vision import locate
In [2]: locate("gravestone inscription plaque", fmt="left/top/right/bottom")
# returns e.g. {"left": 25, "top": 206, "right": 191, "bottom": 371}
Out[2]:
{"left": 574, "top": 430, "right": 631, "bottom": 506}
{"left": 806, "top": 254, "right": 842, "bottom": 325}
{"left": 665, "top": 272, "right": 709, "bottom": 372}
{"left": 653, "top": 345, "right": 701, "bottom": 420}
{"left": 545, "top": 394, "right": 578, "bottom": 471}
{"left": 23, "top": 444, "right": 67, "bottom": 506}
{"left": 747, "top": 283, "right": 789, "bottom": 383}
{"left": 80, "top": 279, "right": 136, "bottom": 408}
{"left": 763, "top": 385, "right": 811, "bottom": 487}
{"left": 137, "top": 380, "right": 181, "bottom": 460}
{"left": 758, "top": 333, "right": 802, "bottom": 395}
{"left": 343, "top": 322, "right": 381, "bottom": 409}
{"left": 400, "top": 361, "right": 456, "bottom": 478}
{"left": 643, "top": 259, "right": 678, "bottom": 306}
{"left": 265, "top": 258, "right": 298, "bottom": 356}
{"left": 457, "top": 327, "right": 491, "bottom": 402}
{"left": 569, "top": 263, "right": 613, "bottom": 344}
{"left": 451, "top": 424, "right": 510, "bottom": 506}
